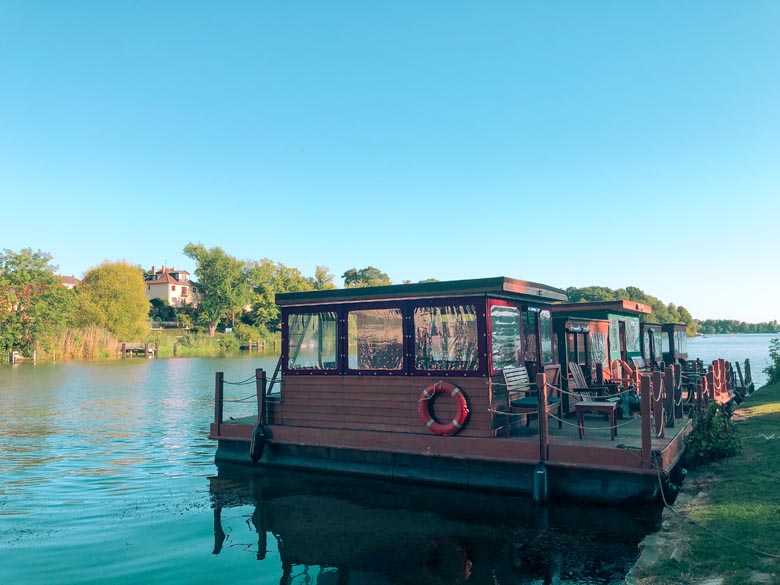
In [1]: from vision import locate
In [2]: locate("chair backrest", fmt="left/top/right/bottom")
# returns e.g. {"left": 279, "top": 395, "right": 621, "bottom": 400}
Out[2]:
{"left": 568, "top": 361, "right": 595, "bottom": 401}
{"left": 543, "top": 364, "right": 561, "bottom": 395}
{"left": 503, "top": 365, "right": 533, "bottom": 402}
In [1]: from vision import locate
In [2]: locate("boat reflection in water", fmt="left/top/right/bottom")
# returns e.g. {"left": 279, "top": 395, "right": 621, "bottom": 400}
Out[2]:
{"left": 209, "top": 464, "right": 661, "bottom": 585}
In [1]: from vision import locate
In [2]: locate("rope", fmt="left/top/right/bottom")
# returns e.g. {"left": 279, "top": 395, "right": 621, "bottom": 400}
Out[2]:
{"left": 488, "top": 407, "right": 642, "bottom": 432}
{"left": 544, "top": 382, "right": 634, "bottom": 399}
{"left": 223, "top": 375, "right": 258, "bottom": 386}
{"left": 224, "top": 393, "right": 258, "bottom": 403}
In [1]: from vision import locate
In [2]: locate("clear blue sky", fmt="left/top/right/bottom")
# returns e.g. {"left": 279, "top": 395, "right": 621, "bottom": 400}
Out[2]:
{"left": 2, "top": 2, "right": 778, "bottom": 322}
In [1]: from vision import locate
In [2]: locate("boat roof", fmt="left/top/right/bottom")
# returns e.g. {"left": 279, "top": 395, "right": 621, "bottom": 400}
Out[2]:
{"left": 549, "top": 300, "right": 652, "bottom": 316}
{"left": 276, "top": 276, "right": 568, "bottom": 307}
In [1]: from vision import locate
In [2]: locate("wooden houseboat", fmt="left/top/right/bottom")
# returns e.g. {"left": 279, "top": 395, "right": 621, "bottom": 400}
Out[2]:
{"left": 209, "top": 278, "right": 691, "bottom": 504}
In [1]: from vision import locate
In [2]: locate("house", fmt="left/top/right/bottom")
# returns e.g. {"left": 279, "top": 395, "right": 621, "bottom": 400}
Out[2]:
{"left": 56, "top": 275, "right": 81, "bottom": 289}
{"left": 144, "top": 266, "right": 196, "bottom": 307}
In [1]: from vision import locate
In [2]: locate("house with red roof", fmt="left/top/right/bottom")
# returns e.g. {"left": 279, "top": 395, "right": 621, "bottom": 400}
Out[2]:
{"left": 145, "top": 266, "right": 197, "bottom": 307}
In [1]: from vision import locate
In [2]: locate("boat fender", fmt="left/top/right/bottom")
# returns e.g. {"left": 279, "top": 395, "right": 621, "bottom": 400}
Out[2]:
{"left": 249, "top": 424, "right": 265, "bottom": 463}
{"left": 418, "top": 381, "right": 469, "bottom": 436}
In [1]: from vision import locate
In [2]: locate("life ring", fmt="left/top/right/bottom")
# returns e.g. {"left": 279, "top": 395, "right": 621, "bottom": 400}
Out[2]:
{"left": 418, "top": 381, "right": 469, "bottom": 436}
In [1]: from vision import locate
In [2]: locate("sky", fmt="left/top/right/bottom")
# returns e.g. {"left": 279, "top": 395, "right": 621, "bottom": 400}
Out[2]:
{"left": 1, "top": 1, "right": 778, "bottom": 323}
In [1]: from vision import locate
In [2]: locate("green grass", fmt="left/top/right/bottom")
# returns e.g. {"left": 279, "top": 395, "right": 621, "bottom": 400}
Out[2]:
{"left": 640, "top": 383, "right": 780, "bottom": 584}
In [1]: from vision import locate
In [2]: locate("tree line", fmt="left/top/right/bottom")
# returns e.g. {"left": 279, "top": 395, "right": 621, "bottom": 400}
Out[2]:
{"left": 3, "top": 244, "right": 776, "bottom": 360}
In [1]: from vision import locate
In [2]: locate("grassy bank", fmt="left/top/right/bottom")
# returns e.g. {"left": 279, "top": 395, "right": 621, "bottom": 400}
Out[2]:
{"left": 632, "top": 383, "right": 780, "bottom": 585}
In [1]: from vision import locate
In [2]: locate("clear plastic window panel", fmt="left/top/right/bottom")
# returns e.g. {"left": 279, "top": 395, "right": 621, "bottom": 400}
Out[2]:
{"left": 287, "top": 312, "right": 338, "bottom": 370}
{"left": 415, "top": 305, "right": 479, "bottom": 371}
{"left": 661, "top": 332, "right": 670, "bottom": 353}
{"left": 654, "top": 330, "right": 663, "bottom": 358}
{"left": 643, "top": 331, "right": 651, "bottom": 360}
{"left": 490, "top": 306, "right": 522, "bottom": 371}
{"left": 522, "top": 311, "right": 539, "bottom": 362}
{"left": 675, "top": 331, "right": 687, "bottom": 354}
{"left": 625, "top": 318, "right": 640, "bottom": 353}
{"left": 591, "top": 332, "right": 608, "bottom": 368}
{"left": 609, "top": 319, "right": 620, "bottom": 358}
{"left": 540, "top": 310, "right": 553, "bottom": 363}
{"left": 348, "top": 309, "right": 404, "bottom": 370}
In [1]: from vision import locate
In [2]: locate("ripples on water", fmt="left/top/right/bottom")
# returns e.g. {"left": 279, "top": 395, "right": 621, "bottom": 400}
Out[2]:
{"left": 1, "top": 335, "right": 773, "bottom": 583}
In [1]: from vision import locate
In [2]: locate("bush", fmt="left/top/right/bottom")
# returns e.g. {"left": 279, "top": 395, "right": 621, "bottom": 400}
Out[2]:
{"left": 683, "top": 401, "right": 741, "bottom": 468}
{"left": 763, "top": 337, "right": 780, "bottom": 385}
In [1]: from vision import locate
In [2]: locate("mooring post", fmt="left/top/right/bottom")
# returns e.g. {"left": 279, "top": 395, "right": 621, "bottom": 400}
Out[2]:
{"left": 214, "top": 371, "right": 224, "bottom": 434}
{"left": 121, "top": 342, "right": 126, "bottom": 359}
{"left": 173, "top": 342, "right": 178, "bottom": 357}
{"left": 745, "top": 359, "right": 754, "bottom": 393}
{"left": 256, "top": 368, "right": 267, "bottom": 426}
{"left": 533, "top": 372, "right": 549, "bottom": 505}
{"left": 640, "top": 374, "right": 652, "bottom": 468}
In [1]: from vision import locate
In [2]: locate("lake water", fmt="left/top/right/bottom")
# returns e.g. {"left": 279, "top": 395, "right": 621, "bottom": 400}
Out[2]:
{"left": 1, "top": 334, "right": 775, "bottom": 584}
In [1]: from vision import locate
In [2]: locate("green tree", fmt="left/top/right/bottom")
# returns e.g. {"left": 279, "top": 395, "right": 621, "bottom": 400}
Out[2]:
{"left": 245, "top": 259, "right": 313, "bottom": 332}
{"left": 73, "top": 261, "right": 150, "bottom": 340}
{"left": 342, "top": 266, "right": 392, "bottom": 288}
{"left": 307, "top": 265, "right": 337, "bottom": 290}
{"left": 183, "top": 243, "right": 252, "bottom": 336}
{"left": 0, "top": 248, "right": 72, "bottom": 355}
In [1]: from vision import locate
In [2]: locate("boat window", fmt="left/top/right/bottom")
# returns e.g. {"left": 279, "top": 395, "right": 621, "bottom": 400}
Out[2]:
{"left": 540, "top": 310, "right": 553, "bottom": 363}
{"left": 661, "top": 332, "right": 670, "bottom": 353}
{"left": 347, "top": 309, "right": 404, "bottom": 370}
{"left": 490, "top": 305, "right": 522, "bottom": 371}
{"left": 675, "top": 330, "right": 687, "bottom": 354}
{"left": 625, "top": 318, "right": 640, "bottom": 354}
{"left": 287, "top": 312, "right": 338, "bottom": 370}
{"left": 414, "top": 305, "right": 479, "bottom": 371}
{"left": 643, "top": 330, "right": 651, "bottom": 360}
{"left": 591, "top": 331, "right": 608, "bottom": 369}
{"left": 608, "top": 319, "right": 620, "bottom": 359}
{"left": 522, "top": 310, "right": 539, "bottom": 363}
{"left": 654, "top": 330, "right": 663, "bottom": 359}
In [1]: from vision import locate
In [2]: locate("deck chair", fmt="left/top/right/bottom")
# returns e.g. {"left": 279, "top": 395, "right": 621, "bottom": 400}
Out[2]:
{"left": 503, "top": 365, "right": 562, "bottom": 435}
{"left": 568, "top": 362, "right": 619, "bottom": 440}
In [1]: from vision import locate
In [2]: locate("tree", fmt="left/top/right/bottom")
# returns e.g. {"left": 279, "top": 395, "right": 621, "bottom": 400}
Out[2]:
{"left": 245, "top": 259, "right": 313, "bottom": 332}
{"left": 73, "top": 261, "right": 150, "bottom": 340}
{"left": 183, "top": 243, "right": 252, "bottom": 336}
{"left": 0, "top": 248, "right": 72, "bottom": 355}
{"left": 342, "top": 266, "right": 392, "bottom": 288}
{"left": 307, "top": 265, "right": 337, "bottom": 290}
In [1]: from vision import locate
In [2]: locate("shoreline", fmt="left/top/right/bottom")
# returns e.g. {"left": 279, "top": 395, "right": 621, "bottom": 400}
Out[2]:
{"left": 626, "top": 382, "right": 780, "bottom": 585}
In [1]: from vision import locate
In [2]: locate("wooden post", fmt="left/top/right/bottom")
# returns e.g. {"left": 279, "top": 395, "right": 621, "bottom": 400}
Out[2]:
{"left": 745, "top": 359, "right": 754, "bottom": 393}
{"left": 640, "top": 374, "right": 652, "bottom": 468}
{"left": 257, "top": 368, "right": 267, "bottom": 426}
{"left": 595, "top": 362, "right": 604, "bottom": 385}
{"left": 652, "top": 371, "right": 664, "bottom": 439}
{"left": 673, "top": 364, "right": 683, "bottom": 419}
{"left": 173, "top": 342, "right": 178, "bottom": 357}
{"left": 214, "top": 372, "right": 224, "bottom": 435}
{"left": 144, "top": 342, "right": 149, "bottom": 358}
{"left": 536, "top": 372, "right": 549, "bottom": 462}
{"left": 155, "top": 342, "right": 159, "bottom": 358}
{"left": 664, "top": 365, "right": 675, "bottom": 428}
{"left": 121, "top": 342, "right": 126, "bottom": 359}
{"left": 534, "top": 372, "right": 549, "bottom": 505}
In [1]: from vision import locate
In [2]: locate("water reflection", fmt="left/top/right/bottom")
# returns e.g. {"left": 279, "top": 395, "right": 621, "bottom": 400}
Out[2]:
{"left": 209, "top": 465, "right": 661, "bottom": 585}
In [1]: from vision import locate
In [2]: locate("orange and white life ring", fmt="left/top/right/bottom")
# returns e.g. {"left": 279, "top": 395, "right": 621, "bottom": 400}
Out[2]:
{"left": 418, "top": 381, "right": 469, "bottom": 436}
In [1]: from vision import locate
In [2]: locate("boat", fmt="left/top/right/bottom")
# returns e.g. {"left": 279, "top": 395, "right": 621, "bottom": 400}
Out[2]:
{"left": 209, "top": 277, "right": 693, "bottom": 504}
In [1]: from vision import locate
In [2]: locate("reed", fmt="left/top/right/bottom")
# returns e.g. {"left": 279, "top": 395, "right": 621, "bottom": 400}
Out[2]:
{"left": 53, "top": 326, "right": 119, "bottom": 360}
